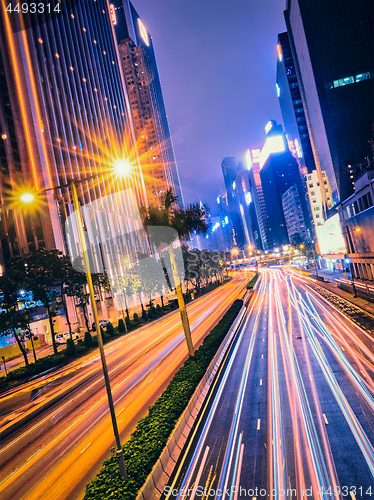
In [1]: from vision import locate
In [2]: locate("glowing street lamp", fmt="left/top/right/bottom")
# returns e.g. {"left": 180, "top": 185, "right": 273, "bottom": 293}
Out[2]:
{"left": 354, "top": 227, "right": 362, "bottom": 232}
{"left": 20, "top": 193, "right": 35, "bottom": 203}
{"left": 113, "top": 159, "right": 132, "bottom": 178}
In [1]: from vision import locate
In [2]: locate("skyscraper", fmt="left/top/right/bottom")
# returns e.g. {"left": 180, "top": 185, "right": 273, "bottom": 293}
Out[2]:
{"left": 276, "top": 32, "right": 315, "bottom": 176}
{"left": 221, "top": 157, "right": 245, "bottom": 248}
{"left": 284, "top": 0, "right": 374, "bottom": 206}
{"left": 259, "top": 122, "right": 311, "bottom": 249}
{"left": 234, "top": 169, "right": 262, "bottom": 252}
{"left": 246, "top": 149, "right": 274, "bottom": 252}
{"left": 111, "top": 0, "right": 184, "bottom": 206}
{"left": 217, "top": 194, "right": 235, "bottom": 251}
{"left": 281, "top": 184, "right": 309, "bottom": 244}
{"left": 0, "top": 0, "right": 147, "bottom": 270}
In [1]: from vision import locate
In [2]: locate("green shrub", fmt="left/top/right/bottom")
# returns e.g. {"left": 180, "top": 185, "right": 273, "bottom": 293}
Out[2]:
{"left": 107, "top": 322, "right": 115, "bottom": 338}
{"left": 84, "top": 331, "right": 93, "bottom": 349}
{"left": 125, "top": 316, "right": 131, "bottom": 330}
{"left": 156, "top": 304, "right": 163, "bottom": 317}
{"left": 118, "top": 319, "right": 126, "bottom": 333}
{"left": 84, "top": 299, "right": 243, "bottom": 500}
{"left": 142, "top": 309, "right": 148, "bottom": 322}
{"left": 246, "top": 272, "right": 259, "bottom": 289}
{"left": 100, "top": 327, "right": 107, "bottom": 343}
{"left": 133, "top": 312, "right": 139, "bottom": 324}
{"left": 65, "top": 339, "right": 77, "bottom": 358}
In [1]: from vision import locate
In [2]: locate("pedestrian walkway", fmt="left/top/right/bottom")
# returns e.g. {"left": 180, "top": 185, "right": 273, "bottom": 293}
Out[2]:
{"left": 312, "top": 268, "right": 346, "bottom": 283}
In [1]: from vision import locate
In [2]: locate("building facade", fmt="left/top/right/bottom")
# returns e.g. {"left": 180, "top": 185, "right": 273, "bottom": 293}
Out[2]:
{"left": 246, "top": 149, "right": 274, "bottom": 252}
{"left": 221, "top": 157, "right": 245, "bottom": 249}
{"left": 306, "top": 170, "right": 333, "bottom": 228}
{"left": 112, "top": 0, "right": 183, "bottom": 206}
{"left": 281, "top": 184, "right": 309, "bottom": 244}
{"left": 285, "top": 0, "right": 374, "bottom": 207}
{"left": 276, "top": 32, "right": 315, "bottom": 176}
{"left": 217, "top": 194, "right": 235, "bottom": 251}
{"left": 0, "top": 0, "right": 150, "bottom": 333}
{"left": 338, "top": 168, "right": 374, "bottom": 281}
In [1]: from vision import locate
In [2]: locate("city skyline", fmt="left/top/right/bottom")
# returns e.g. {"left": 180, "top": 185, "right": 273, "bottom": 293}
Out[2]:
{"left": 132, "top": 0, "right": 286, "bottom": 214}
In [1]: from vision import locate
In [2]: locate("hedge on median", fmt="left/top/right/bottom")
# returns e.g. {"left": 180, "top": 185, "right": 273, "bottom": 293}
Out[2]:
{"left": 84, "top": 298, "right": 243, "bottom": 500}
{"left": 246, "top": 272, "right": 259, "bottom": 289}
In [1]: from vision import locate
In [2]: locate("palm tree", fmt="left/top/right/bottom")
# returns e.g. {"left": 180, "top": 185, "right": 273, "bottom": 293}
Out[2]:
{"left": 140, "top": 190, "right": 208, "bottom": 359}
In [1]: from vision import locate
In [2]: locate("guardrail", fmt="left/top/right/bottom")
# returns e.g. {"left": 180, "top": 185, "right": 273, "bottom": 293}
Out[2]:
{"left": 336, "top": 277, "right": 374, "bottom": 302}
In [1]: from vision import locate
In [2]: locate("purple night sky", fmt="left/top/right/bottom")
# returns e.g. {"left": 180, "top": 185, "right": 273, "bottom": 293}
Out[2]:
{"left": 133, "top": 0, "right": 287, "bottom": 215}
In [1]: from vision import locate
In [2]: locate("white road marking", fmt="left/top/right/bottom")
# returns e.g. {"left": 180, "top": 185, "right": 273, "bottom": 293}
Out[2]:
{"left": 260, "top": 379, "right": 262, "bottom": 386}
{"left": 257, "top": 419, "right": 261, "bottom": 430}
{"left": 323, "top": 414, "right": 329, "bottom": 425}
{"left": 80, "top": 442, "right": 91, "bottom": 454}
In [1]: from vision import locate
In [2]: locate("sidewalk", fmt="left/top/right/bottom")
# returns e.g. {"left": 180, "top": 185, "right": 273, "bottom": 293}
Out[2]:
{"left": 312, "top": 268, "right": 346, "bottom": 283}
{"left": 309, "top": 275, "right": 374, "bottom": 317}
{"left": 0, "top": 344, "right": 54, "bottom": 376}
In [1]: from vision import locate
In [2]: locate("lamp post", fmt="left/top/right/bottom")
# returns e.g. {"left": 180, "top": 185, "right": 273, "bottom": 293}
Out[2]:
{"left": 20, "top": 166, "right": 131, "bottom": 479}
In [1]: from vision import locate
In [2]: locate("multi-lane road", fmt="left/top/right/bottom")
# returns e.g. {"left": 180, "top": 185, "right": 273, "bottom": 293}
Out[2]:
{"left": 0, "top": 274, "right": 248, "bottom": 500}
{"left": 165, "top": 269, "right": 374, "bottom": 499}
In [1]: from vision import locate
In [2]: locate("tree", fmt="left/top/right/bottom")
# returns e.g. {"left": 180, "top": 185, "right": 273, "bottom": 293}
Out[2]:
{"left": 9, "top": 249, "right": 62, "bottom": 355}
{"left": 139, "top": 189, "right": 208, "bottom": 359}
{"left": 0, "top": 270, "right": 31, "bottom": 366}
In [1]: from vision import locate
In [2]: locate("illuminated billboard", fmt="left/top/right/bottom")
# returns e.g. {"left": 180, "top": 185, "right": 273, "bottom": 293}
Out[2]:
{"left": 259, "top": 135, "right": 286, "bottom": 168}
{"left": 316, "top": 214, "right": 347, "bottom": 255}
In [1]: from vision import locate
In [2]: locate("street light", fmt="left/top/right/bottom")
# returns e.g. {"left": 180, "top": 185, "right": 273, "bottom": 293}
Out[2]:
{"left": 20, "top": 166, "right": 130, "bottom": 479}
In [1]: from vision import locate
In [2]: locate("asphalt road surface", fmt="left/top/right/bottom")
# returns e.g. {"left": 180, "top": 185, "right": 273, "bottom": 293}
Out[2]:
{"left": 164, "top": 269, "right": 374, "bottom": 500}
{"left": 0, "top": 274, "right": 248, "bottom": 500}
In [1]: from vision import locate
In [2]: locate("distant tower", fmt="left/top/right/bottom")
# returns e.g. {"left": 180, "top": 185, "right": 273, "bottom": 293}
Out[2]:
{"left": 221, "top": 157, "right": 245, "bottom": 248}
{"left": 112, "top": 0, "right": 184, "bottom": 206}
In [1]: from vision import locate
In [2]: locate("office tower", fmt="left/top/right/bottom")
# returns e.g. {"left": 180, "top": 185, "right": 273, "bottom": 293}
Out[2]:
{"left": 284, "top": 0, "right": 374, "bottom": 207}
{"left": 0, "top": 0, "right": 150, "bottom": 333}
{"left": 0, "top": 0, "right": 147, "bottom": 267}
{"left": 246, "top": 149, "right": 274, "bottom": 252}
{"left": 221, "top": 157, "right": 245, "bottom": 248}
{"left": 276, "top": 32, "right": 315, "bottom": 176}
{"left": 306, "top": 170, "right": 333, "bottom": 227}
{"left": 111, "top": 0, "right": 183, "bottom": 206}
{"left": 235, "top": 169, "right": 262, "bottom": 252}
{"left": 259, "top": 122, "right": 311, "bottom": 249}
{"left": 217, "top": 194, "right": 235, "bottom": 251}
{"left": 281, "top": 184, "right": 309, "bottom": 244}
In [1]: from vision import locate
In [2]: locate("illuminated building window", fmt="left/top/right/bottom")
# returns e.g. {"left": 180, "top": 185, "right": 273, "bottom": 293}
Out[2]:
{"left": 55, "top": 53, "right": 59, "bottom": 58}
{"left": 70, "top": 66, "right": 74, "bottom": 71}
{"left": 94, "top": 40, "right": 97, "bottom": 44}
{"left": 71, "top": 14, "right": 74, "bottom": 19}
{"left": 94, "top": 88, "right": 98, "bottom": 92}
{"left": 82, "top": 78, "right": 86, "bottom": 82}
{"left": 83, "top": 28, "right": 86, "bottom": 32}
{"left": 38, "top": 38, "right": 43, "bottom": 44}
{"left": 102, "top": 10, "right": 105, "bottom": 13}
{"left": 112, "top": 61, "right": 115, "bottom": 65}
{"left": 104, "top": 97, "right": 108, "bottom": 101}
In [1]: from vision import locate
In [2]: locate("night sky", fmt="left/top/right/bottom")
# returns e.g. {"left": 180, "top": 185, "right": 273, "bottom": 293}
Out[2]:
{"left": 133, "top": 0, "right": 287, "bottom": 215}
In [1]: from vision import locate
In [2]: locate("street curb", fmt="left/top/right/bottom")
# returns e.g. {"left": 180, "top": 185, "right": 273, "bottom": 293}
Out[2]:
{"left": 136, "top": 298, "right": 249, "bottom": 500}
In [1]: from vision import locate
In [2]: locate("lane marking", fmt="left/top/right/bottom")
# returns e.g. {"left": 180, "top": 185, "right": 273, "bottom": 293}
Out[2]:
{"left": 80, "top": 442, "right": 91, "bottom": 454}
{"left": 189, "top": 446, "right": 210, "bottom": 500}
{"left": 257, "top": 419, "right": 261, "bottom": 430}
{"left": 260, "top": 379, "right": 262, "bottom": 386}
{"left": 323, "top": 414, "right": 328, "bottom": 425}
{"left": 350, "top": 493, "right": 356, "bottom": 500}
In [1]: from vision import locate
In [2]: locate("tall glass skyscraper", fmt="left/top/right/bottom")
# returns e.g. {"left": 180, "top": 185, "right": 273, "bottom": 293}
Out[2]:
{"left": 285, "top": 0, "right": 374, "bottom": 206}
{"left": 0, "top": 0, "right": 147, "bottom": 268}
{"left": 110, "top": 0, "right": 184, "bottom": 206}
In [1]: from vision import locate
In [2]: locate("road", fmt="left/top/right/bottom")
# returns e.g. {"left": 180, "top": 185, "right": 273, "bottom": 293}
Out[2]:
{"left": 0, "top": 274, "right": 249, "bottom": 500}
{"left": 165, "top": 268, "right": 374, "bottom": 499}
